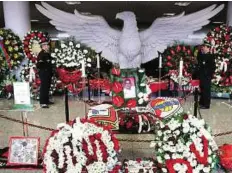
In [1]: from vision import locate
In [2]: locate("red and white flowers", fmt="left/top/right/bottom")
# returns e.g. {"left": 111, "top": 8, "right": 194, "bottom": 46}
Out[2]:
{"left": 23, "top": 30, "right": 49, "bottom": 62}
{"left": 151, "top": 113, "right": 218, "bottom": 173}
{"left": 204, "top": 24, "right": 232, "bottom": 88}
{"left": 43, "top": 118, "right": 121, "bottom": 173}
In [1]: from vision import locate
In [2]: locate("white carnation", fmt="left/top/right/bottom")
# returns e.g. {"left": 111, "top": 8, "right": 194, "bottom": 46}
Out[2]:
{"left": 76, "top": 44, "right": 81, "bottom": 48}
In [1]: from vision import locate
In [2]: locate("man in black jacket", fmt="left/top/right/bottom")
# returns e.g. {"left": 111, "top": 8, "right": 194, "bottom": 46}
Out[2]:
{"left": 197, "top": 43, "right": 216, "bottom": 109}
{"left": 36, "top": 42, "right": 53, "bottom": 108}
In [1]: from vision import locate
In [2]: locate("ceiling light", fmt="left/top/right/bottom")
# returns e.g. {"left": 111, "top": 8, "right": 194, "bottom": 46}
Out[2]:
{"left": 57, "top": 33, "right": 70, "bottom": 38}
{"left": 163, "top": 13, "right": 176, "bottom": 16}
{"left": 65, "top": 1, "right": 81, "bottom": 5}
{"left": 174, "top": 2, "right": 191, "bottom": 7}
{"left": 212, "top": 21, "right": 224, "bottom": 24}
{"left": 30, "top": 19, "right": 39, "bottom": 22}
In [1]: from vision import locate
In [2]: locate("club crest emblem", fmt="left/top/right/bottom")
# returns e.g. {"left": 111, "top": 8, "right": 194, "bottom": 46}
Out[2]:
{"left": 147, "top": 97, "right": 183, "bottom": 119}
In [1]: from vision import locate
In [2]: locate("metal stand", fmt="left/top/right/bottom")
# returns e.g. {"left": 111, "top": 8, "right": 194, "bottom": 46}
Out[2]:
{"left": 194, "top": 88, "right": 199, "bottom": 117}
{"left": 64, "top": 87, "right": 69, "bottom": 123}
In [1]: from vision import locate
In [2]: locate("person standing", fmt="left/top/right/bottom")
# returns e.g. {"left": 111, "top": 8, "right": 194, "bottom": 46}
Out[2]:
{"left": 197, "top": 43, "right": 216, "bottom": 109}
{"left": 36, "top": 42, "right": 54, "bottom": 108}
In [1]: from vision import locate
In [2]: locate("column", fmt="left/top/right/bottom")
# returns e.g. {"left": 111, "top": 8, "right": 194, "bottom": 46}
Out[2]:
{"left": 227, "top": 1, "right": 232, "bottom": 26}
{"left": 3, "top": 1, "right": 31, "bottom": 38}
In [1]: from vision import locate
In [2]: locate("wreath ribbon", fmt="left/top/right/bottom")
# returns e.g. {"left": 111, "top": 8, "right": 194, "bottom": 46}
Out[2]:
{"left": 29, "top": 67, "right": 35, "bottom": 82}
{"left": 0, "top": 41, "right": 11, "bottom": 69}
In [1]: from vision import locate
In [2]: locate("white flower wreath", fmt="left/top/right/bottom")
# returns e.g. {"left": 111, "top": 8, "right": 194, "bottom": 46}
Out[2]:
{"left": 43, "top": 118, "right": 121, "bottom": 173}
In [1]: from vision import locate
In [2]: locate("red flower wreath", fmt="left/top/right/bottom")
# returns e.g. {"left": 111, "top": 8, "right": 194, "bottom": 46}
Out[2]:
{"left": 23, "top": 30, "right": 49, "bottom": 62}
{"left": 162, "top": 45, "right": 196, "bottom": 78}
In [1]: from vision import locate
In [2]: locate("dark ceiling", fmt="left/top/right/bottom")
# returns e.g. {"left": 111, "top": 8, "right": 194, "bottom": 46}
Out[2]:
{"left": 0, "top": 1, "right": 228, "bottom": 36}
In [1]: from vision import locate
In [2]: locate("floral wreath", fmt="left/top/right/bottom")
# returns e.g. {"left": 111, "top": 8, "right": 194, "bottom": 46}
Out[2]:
{"left": 20, "top": 61, "right": 57, "bottom": 99}
{"left": 51, "top": 41, "right": 92, "bottom": 70}
{"left": 23, "top": 30, "right": 49, "bottom": 62}
{"left": 151, "top": 112, "right": 218, "bottom": 172}
{"left": 43, "top": 118, "right": 121, "bottom": 173}
{"left": 0, "top": 28, "right": 24, "bottom": 69}
{"left": 204, "top": 24, "right": 232, "bottom": 87}
{"left": 110, "top": 68, "right": 151, "bottom": 109}
{"left": 162, "top": 45, "right": 197, "bottom": 85}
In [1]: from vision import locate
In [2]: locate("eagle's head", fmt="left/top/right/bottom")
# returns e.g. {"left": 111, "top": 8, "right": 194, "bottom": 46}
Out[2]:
{"left": 116, "top": 11, "right": 136, "bottom": 21}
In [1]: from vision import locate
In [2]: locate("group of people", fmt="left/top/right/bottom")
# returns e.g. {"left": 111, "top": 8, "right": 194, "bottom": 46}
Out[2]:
{"left": 36, "top": 41, "right": 215, "bottom": 109}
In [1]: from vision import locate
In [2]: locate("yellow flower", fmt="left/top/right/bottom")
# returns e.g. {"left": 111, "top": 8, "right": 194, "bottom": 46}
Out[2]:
{"left": 8, "top": 46, "right": 13, "bottom": 52}
{"left": 5, "top": 40, "right": 10, "bottom": 45}
{"left": 14, "top": 54, "right": 18, "bottom": 59}
{"left": 0, "top": 30, "right": 3, "bottom": 35}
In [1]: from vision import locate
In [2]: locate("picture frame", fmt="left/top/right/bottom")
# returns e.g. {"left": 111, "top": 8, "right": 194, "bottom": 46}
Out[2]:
{"left": 110, "top": 68, "right": 148, "bottom": 108}
{"left": 122, "top": 77, "right": 136, "bottom": 99}
{"left": 7, "top": 137, "right": 40, "bottom": 166}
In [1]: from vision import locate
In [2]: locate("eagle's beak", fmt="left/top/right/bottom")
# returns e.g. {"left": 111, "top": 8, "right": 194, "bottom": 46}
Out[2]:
{"left": 116, "top": 13, "right": 121, "bottom": 19}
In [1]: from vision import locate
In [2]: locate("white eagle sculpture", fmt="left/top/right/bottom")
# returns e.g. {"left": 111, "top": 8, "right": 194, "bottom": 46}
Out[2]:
{"left": 36, "top": 2, "right": 224, "bottom": 69}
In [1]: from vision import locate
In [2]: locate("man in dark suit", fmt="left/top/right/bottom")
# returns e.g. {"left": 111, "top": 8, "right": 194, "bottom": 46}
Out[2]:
{"left": 197, "top": 43, "right": 216, "bottom": 109}
{"left": 36, "top": 42, "right": 54, "bottom": 108}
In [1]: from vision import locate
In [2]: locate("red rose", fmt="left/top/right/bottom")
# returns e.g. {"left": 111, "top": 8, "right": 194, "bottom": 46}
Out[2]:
{"left": 134, "top": 116, "right": 139, "bottom": 123}
{"left": 215, "top": 27, "right": 220, "bottom": 32}
{"left": 126, "top": 121, "right": 133, "bottom": 129}
{"left": 112, "top": 96, "right": 124, "bottom": 107}
{"left": 111, "top": 67, "right": 120, "bottom": 76}
{"left": 5, "top": 85, "right": 13, "bottom": 92}
{"left": 24, "top": 41, "right": 29, "bottom": 46}
{"left": 170, "top": 50, "right": 175, "bottom": 55}
{"left": 41, "top": 37, "right": 46, "bottom": 42}
{"left": 187, "top": 50, "right": 191, "bottom": 55}
{"left": 119, "top": 119, "right": 125, "bottom": 126}
{"left": 136, "top": 158, "right": 142, "bottom": 163}
{"left": 30, "top": 33, "right": 35, "bottom": 37}
{"left": 225, "top": 35, "right": 230, "bottom": 41}
{"left": 182, "top": 46, "right": 186, "bottom": 51}
{"left": 112, "top": 81, "right": 123, "bottom": 93}
{"left": 166, "top": 62, "right": 172, "bottom": 67}
{"left": 183, "top": 114, "right": 188, "bottom": 120}
{"left": 127, "top": 99, "right": 137, "bottom": 108}
{"left": 167, "top": 55, "right": 172, "bottom": 60}
{"left": 223, "top": 48, "right": 228, "bottom": 53}
{"left": 176, "top": 45, "right": 181, "bottom": 52}
{"left": 37, "top": 33, "right": 43, "bottom": 38}
{"left": 207, "top": 37, "right": 212, "bottom": 42}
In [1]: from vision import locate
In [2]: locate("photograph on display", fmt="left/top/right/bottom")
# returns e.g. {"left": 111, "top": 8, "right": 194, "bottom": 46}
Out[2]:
{"left": 123, "top": 77, "right": 136, "bottom": 99}
{"left": 8, "top": 137, "right": 39, "bottom": 165}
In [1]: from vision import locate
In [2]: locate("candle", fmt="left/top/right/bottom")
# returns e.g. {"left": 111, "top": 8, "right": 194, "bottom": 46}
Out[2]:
{"left": 97, "top": 54, "right": 100, "bottom": 68}
{"left": 81, "top": 59, "right": 86, "bottom": 77}
{"left": 159, "top": 52, "right": 162, "bottom": 68}
{"left": 179, "top": 58, "right": 183, "bottom": 77}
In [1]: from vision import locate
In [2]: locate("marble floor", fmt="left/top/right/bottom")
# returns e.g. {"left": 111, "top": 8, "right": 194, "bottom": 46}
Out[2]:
{"left": 0, "top": 95, "right": 232, "bottom": 172}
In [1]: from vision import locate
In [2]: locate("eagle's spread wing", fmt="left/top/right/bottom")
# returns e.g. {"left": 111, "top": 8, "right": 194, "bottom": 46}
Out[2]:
{"left": 140, "top": 4, "right": 224, "bottom": 63}
{"left": 36, "top": 2, "right": 121, "bottom": 63}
